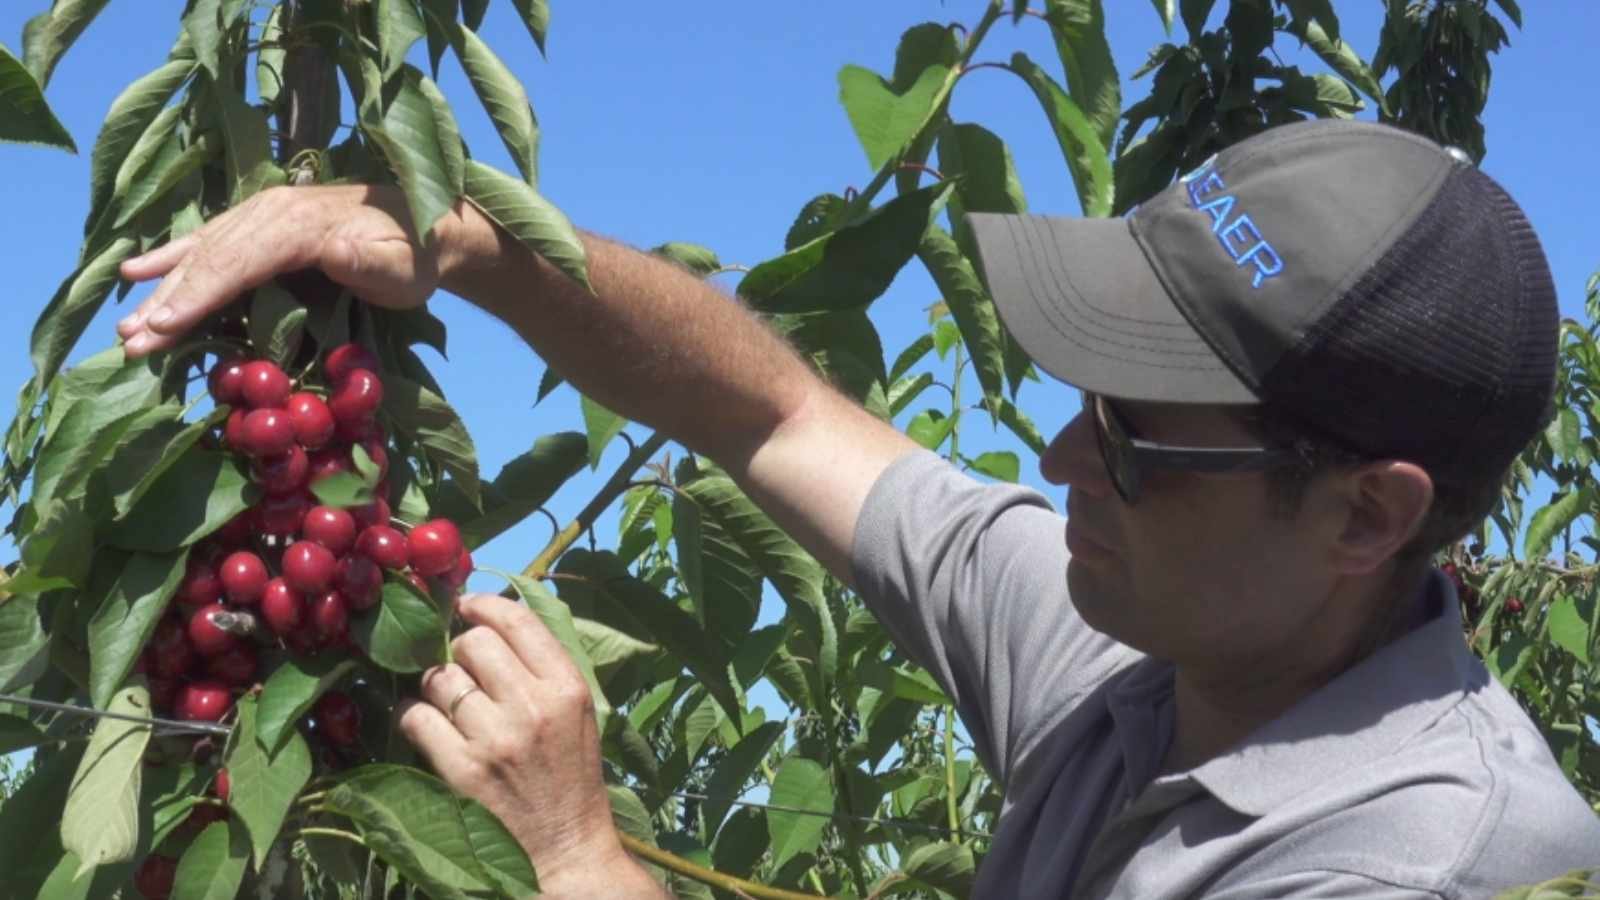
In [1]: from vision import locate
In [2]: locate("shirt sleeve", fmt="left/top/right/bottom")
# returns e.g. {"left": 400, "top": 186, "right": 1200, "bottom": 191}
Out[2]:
{"left": 849, "top": 447, "right": 1138, "bottom": 785}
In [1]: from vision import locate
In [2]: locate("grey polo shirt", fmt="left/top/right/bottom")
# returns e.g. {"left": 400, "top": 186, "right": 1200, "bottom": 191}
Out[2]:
{"left": 850, "top": 448, "right": 1600, "bottom": 898}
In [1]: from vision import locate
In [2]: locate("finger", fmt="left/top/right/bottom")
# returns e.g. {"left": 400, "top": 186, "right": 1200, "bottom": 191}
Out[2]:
{"left": 457, "top": 592, "right": 580, "bottom": 683}
{"left": 418, "top": 663, "right": 496, "bottom": 737}
{"left": 120, "top": 233, "right": 199, "bottom": 283}
{"left": 396, "top": 699, "right": 473, "bottom": 780}
{"left": 452, "top": 624, "right": 537, "bottom": 701}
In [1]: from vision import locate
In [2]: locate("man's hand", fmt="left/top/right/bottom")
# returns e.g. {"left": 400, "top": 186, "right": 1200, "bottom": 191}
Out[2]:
{"left": 400, "top": 593, "right": 666, "bottom": 898}
{"left": 116, "top": 185, "right": 455, "bottom": 357}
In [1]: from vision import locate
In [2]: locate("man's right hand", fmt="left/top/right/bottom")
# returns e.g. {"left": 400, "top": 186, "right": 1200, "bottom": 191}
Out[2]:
{"left": 117, "top": 184, "right": 457, "bottom": 357}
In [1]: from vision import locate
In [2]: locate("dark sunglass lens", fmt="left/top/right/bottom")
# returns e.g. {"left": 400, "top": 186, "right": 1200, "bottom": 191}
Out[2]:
{"left": 1089, "top": 394, "right": 1137, "bottom": 501}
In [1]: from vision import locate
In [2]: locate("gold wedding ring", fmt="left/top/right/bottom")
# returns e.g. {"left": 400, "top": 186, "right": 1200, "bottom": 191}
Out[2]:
{"left": 446, "top": 684, "right": 483, "bottom": 722}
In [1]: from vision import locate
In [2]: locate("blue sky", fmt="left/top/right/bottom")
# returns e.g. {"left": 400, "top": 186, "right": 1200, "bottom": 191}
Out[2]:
{"left": 2, "top": 3, "right": 1597, "bottom": 721}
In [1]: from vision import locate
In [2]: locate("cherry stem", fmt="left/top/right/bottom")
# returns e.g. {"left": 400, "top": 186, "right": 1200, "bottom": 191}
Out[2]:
{"left": 959, "top": 61, "right": 1012, "bottom": 76}
{"left": 296, "top": 826, "right": 364, "bottom": 848}
{"left": 898, "top": 162, "right": 946, "bottom": 182}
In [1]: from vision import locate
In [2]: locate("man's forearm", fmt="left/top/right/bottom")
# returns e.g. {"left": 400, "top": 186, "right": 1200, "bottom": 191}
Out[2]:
{"left": 437, "top": 202, "right": 823, "bottom": 467}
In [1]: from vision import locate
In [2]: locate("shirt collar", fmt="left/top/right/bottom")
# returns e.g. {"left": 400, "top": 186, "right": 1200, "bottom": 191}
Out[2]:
{"left": 1185, "top": 569, "right": 1489, "bottom": 817}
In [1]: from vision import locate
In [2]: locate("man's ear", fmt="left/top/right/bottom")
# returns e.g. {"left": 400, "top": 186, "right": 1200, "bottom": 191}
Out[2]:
{"left": 1326, "top": 461, "right": 1434, "bottom": 575}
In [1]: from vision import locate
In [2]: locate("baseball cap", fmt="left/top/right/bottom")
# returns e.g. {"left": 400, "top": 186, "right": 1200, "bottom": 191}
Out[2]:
{"left": 967, "top": 119, "right": 1558, "bottom": 489}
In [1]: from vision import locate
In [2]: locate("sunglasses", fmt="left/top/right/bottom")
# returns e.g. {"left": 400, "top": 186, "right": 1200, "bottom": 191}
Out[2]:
{"left": 1082, "top": 391, "right": 1307, "bottom": 504}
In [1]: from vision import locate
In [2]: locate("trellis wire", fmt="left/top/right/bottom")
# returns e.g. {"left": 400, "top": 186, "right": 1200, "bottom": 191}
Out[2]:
{"left": 667, "top": 790, "right": 992, "bottom": 840}
{"left": 0, "top": 693, "right": 231, "bottom": 736}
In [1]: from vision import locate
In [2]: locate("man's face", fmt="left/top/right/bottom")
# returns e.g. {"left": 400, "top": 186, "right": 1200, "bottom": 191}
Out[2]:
{"left": 1043, "top": 396, "right": 1345, "bottom": 670}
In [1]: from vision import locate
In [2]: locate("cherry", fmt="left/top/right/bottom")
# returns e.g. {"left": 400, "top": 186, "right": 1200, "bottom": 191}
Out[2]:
{"left": 310, "top": 590, "right": 350, "bottom": 645}
{"left": 224, "top": 408, "right": 250, "bottom": 451}
{"left": 334, "top": 415, "right": 378, "bottom": 444}
{"left": 353, "top": 496, "right": 391, "bottom": 531}
{"left": 408, "top": 520, "right": 463, "bottom": 577}
{"left": 256, "top": 493, "right": 311, "bottom": 536}
{"left": 1506, "top": 596, "right": 1525, "bottom": 614}
{"left": 177, "top": 558, "right": 223, "bottom": 610}
{"left": 147, "top": 676, "right": 179, "bottom": 714}
{"left": 325, "top": 343, "right": 380, "bottom": 384}
{"left": 187, "top": 604, "right": 241, "bottom": 657}
{"left": 329, "top": 369, "right": 383, "bottom": 426}
{"left": 240, "top": 360, "right": 292, "bottom": 408}
{"left": 208, "top": 357, "right": 248, "bottom": 406}
{"left": 214, "top": 511, "right": 254, "bottom": 547}
{"left": 336, "top": 555, "right": 383, "bottom": 611}
{"left": 404, "top": 570, "right": 429, "bottom": 596}
{"left": 286, "top": 392, "right": 336, "bottom": 449}
{"left": 303, "top": 506, "right": 357, "bottom": 555}
{"left": 308, "top": 447, "right": 352, "bottom": 484}
{"left": 260, "top": 578, "right": 305, "bottom": 635}
{"left": 213, "top": 768, "right": 231, "bottom": 802}
{"left": 445, "top": 547, "right": 474, "bottom": 590}
{"left": 175, "top": 681, "right": 233, "bottom": 722}
{"left": 285, "top": 626, "right": 321, "bottom": 657}
{"left": 355, "top": 525, "right": 407, "bottom": 569}
{"left": 207, "top": 645, "right": 258, "bottom": 686}
{"left": 315, "top": 691, "right": 361, "bottom": 746}
{"left": 147, "top": 620, "right": 195, "bottom": 678}
{"left": 241, "top": 408, "right": 295, "bottom": 457}
{"left": 219, "top": 551, "right": 269, "bottom": 606}
{"left": 253, "top": 446, "right": 309, "bottom": 495}
{"left": 282, "top": 541, "right": 336, "bottom": 593}
{"left": 134, "top": 854, "right": 178, "bottom": 900}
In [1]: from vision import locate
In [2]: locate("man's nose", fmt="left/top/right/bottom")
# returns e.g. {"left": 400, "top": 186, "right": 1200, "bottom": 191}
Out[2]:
{"left": 1040, "top": 410, "right": 1114, "bottom": 499}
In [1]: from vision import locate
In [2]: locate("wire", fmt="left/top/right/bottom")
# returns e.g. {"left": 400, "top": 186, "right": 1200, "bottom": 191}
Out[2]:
{"left": 0, "top": 693, "right": 231, "bottom": 737}
{"left": 666, "top": 790, "right": 992, "bottom": 840}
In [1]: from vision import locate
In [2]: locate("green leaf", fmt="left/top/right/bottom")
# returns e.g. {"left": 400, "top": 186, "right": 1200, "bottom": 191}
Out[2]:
{"left": 323, "top": 765, "right": 538, "bottom": 898}
{"left": 248, "top": 282, "right": 307, "bottom": 366}
{"left": 62, "top": 681, "right": 150, "bottom": 875}
{"left": 1179, "top": 0, "right": 1218, "bottom": 39}
{"left": 908, "top": 409, "right": 958, "bottom": 451}
{"left": 88, "top": 550, "right": 188, "bottom": 709}
{"left": 453, "top": 22, "right": 540, "bottom": 185}
{"left": 1524, "top": 486, "right": 1593, "bottom": 561}
{"left": 0, "top": 713, "right": 45, "bottom": 754}
{"left": 504, "top": 572, "right": 614, "bottom": 731}
{"left": 355, "top": 581, "right": 449, "bottom": 673}
{"left": 509, "top": 0, "right": 550, "bottom": 54}
{"left": 1008, "top": 52, "right": 1113, "bottom": 217}
{"left": 574, "top": 616, "right": 661, "bottom": 677}
{"left": 918, "top": 227, "right": 1006, "bottom": 412}
{"left": 257, "top": 656, "right": 358, "bottom": 753}
{"left": 1042, "top": 0, "right": 1120, "bottom": 150}
{"left": 673, "top": 489, "right": 707, "bottom": 624}
{"left": 216, "top": 86, "right": 278, "bottom": 204}
{"left": 998, "top": 396, "right": 1047, "bottom": 455}
{"left": 30, "top": 237, "right": 139, "bottom": 391}
{"left": 82, "top": 55, "right": 194, "bottom": 239}
{"left": 767, "top": 758, "right": 833, "bottom": 871}
{"left": 652, "top": 242, "right": 722, "bottom": 277}
{"left": 171, "top": 819, "right": 249, "bottom": 900}
{"left": 443, "top": 432, "right": 587, "bottom": 549}
{"left": 937, "top": 123, "right": 1027, "bottom": 248}
{"left": 463, "top": 159, "right": 591, "bottom": 291}
{"left": 1548, "top": 594, "right": 1593, "bottom": 665}
{"left": 257, "top": 5, "right": 284, "bottom": 105}
{"left": 109, "top": 131, "right": 217, "bottom": 232}
{"left": 381, "top": 371, "right": 481, "bottom": 507}
{"left": 740, "top": 181, "right": 954, "bottom": 315}
{"left": 838, "top": 62, "right": 950, "bottom": 173}
{"left": 181, "top": 0, "right": 245, "bottom": 81}
{"left": 311, "top": 471, "right": 376, "bottom": 509}
{"left": 888, "top": 372, "right": 935, "bottom": 419}
{"left": 1292, "top": 18, "right": 1384, "bottom": 107}
{"left": 360, "top": 65, "right": 464, "bottom": 243}
{"left": 12, "top": 501, "right": 95, "bottom": 592}
{"left": 0, "top": 43, "right": 76, "bottom": 152}
{"left": 1149, "top": 0, "right": 1176, "bottom": 32}
{"left": 1492, "top": 0, "right": 1522, "bottom": 28}
{"left": 223, "top": 694, "right": 313, "bottom": 870}
{"left": 701, "top": 720, "right": 784, "bottom": 840}
{"left": 0, "top": 592, "right": 48, "bottom": 692}
{"left": 22, "top": 0, "right": 111, "bottom": 89}
{"left": 901, "top": 841, "right": 977, "bottom": 896}
{"left": 106, "top": 410, "right": 225, "bottom": 517}
{"left": 1546, "top": 407, "right": 1583, "bottom": 465}
{"left": 970, "top": 450, "right": 1020, "bottom": 483}
{"left": 890, "top": 334, "right": 934, "bottom": 382}
{"left": 106, "top": 447, "right": 257, "bottom": 551}
{"left": 580, "top": 394, "right": 627, "bottom": 471}
{"left": 378, "top": 0, "right": 427, "bottom": 80}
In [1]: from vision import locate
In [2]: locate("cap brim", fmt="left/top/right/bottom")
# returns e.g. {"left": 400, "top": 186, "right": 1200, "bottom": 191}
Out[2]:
{"left": 968, "top": 212, "right": 1258, "bottom": 404}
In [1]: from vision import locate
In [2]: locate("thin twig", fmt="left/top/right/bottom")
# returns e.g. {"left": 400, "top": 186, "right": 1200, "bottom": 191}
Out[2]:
{"left": 619, "top": 833, "right": 832, "bottom": 900}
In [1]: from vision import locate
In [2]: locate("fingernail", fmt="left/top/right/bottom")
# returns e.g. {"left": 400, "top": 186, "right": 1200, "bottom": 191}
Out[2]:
{"left": 124, "top": 334, "right": 147, "bottom": 355}
{"left": 148, "top": 307, "right": 173, "bottom": 328}
{"left": 116, "top": 315, "right": 136, "bottom": 333}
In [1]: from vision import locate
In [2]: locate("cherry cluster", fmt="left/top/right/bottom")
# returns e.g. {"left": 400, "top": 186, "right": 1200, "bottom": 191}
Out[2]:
{"left": 136, "top": 344, "right": 472, "bottom": 728}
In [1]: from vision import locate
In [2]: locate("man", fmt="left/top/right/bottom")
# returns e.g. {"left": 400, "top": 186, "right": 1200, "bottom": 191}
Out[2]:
{"left": 116, "top": 119, "right": 1600, "bottom": 897}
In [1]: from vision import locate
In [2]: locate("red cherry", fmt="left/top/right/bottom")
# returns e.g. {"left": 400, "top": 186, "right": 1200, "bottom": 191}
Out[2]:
{"left": 177, "top": 558, "right": 223, "bottom": 610}
{"left": 315, "top": 691, "right": 361, "bottom": 746}
{"left": 353, "top": 496, "right": 391, "bottom": 531}
{"left": 256, "top": 493, "right": 311, "bottom": 536}
{"left": 206, "top": 645, "right": 258, "bottom": 686}
{"left": 324, "top": 343, "right": 380, "bottom": 384}
{"left": 328, "top": 369, "right": 383, "bottom": 426}
{"left": 307, "top": 447, "right": 352, "bottom": 484}
{"left": 310, "top": 590, "right": 350, "bottom": 645}
{"left": 284, "top": 541, "right": 337, "bottom": 593}
{"left": 1506, "top": 596, "right": 1525, "bottom": 614}
{"left": 214, "top": 512, "right": 254, "bottom": 547}
{"left": 253, "top": 446, "right": 309, "bottom": 496}
{"left": 187, "top": 604, "right": 241, "bottom": 657}
{"left": 213, "top": 768, "right": 231, "bottom": 802}
{"left": 408, "top": 520, "right": 463, "bottom": 577}
{"left": 134, "top": 854, "right": 178, "bottom": 900}
{"left": 334, "top": 415, "right": 378, "bottom": 444}
{"left": 208, "top": 358, "right": 248, "bottom": 406}
{"left": 240, "top": 360, "right": 291, "bottom": 408}
{"left": 336, "top": 555, "right": 383, "bottom": 610}
{"left": 223, "top": 408, "right": 250, "bottom": 452}
{"left": 287, "top": 392, "right": 336, "bottom": 450}
{"left": 147, "top": 676, "right": 179, "bottom": 714}
{"left": 285, "top": 626, "right": 321, "bottom": 657}
{"left": 176, "top": 681, "right": 233, "bottom": 722}
{"left": 403, "top": 570, "right": 429, "bottom": 596}
{"left": 260, "top": 578, "right": 305, "bottom": 635}
{"left": 303, "top": 506, "right": 357, "bottom": 555}
{"left": 444, "top": 547, "right": 474, "bottom": 591}
{"left": 241, "top": 408, "right": 295, "bottom": 457}
{"left": 355, "top": 525, "right": 408, "bottom": 569}
{"left": 219, "top": 551, "right": 269, "bottom": 606}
